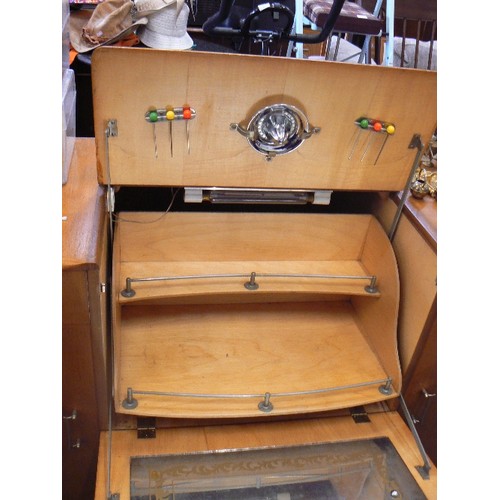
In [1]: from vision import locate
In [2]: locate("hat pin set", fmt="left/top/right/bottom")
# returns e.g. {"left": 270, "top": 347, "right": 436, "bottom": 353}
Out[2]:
{"left": 144, "top": 109, "right": 393, "bottom": 163}
{"left": 145, "top": 106, "right": 196, "bottom": 158}
{"left": 348, "top": 117, "right": 396, "bottom": 165}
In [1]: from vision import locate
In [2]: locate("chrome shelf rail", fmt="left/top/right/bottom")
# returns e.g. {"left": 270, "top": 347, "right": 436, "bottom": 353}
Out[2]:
{"left": 121, "top": 271, "right": 379, "bottom": 297}
{"left": 121, "top": 378, "right": 393, "bottom": 412}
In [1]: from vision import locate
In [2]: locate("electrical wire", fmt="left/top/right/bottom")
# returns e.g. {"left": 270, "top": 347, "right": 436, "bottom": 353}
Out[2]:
{"left": 112, "top": 188, "right": 180, "bottom": 224}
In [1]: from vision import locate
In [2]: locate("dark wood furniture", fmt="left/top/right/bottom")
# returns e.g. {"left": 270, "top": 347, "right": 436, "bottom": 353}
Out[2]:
{"left": 62, "top": 138, "right": 109, "bottom": 499}
{"left": 396, "top": 194, "right": 437, "bottom": 465}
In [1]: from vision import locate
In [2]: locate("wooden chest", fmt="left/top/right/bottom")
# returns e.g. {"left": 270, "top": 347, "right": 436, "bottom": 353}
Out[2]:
{"left": 91, "top": 46, "right": 437, "bottom": 499}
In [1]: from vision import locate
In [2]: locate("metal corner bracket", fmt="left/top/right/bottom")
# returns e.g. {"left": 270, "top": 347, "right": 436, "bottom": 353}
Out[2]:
{"left": 399, "top": 394, "right": 432, "bottom": 480}
{"left": 388, "top": 134, "right": 424, "bottom": 241}
{"left": 104, "top": 119, "right": 118, "bottom": 241}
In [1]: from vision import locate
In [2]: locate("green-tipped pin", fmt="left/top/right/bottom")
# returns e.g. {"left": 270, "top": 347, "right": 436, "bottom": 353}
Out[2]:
{"left": 348, "top": 118, "right": 370, "bottom": 160}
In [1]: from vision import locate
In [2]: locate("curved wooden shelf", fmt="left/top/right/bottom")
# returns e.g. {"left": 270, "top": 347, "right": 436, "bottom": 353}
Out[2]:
{"left": 118, "top": 261, "right": 380, "bottom": 305}
{"left": 116, "top": 302, "right": 394, "bottom": 418}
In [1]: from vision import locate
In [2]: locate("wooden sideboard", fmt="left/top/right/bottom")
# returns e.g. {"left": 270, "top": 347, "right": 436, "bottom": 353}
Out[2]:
{"left": 62, "top": 139, "right": 437, "bottom": 496}
{"left": 62, "top": 138, "right": 109, "bottom": 500}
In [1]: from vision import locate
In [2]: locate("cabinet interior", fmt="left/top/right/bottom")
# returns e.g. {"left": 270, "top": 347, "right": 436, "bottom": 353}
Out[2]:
{"left": 112, "top": 212, "right": 402, "bottom": 418}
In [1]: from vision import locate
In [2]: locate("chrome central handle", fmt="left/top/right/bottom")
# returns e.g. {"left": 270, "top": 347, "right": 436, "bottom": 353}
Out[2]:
{"left": 231, "top": 103, "right": 320, "bottom": 160}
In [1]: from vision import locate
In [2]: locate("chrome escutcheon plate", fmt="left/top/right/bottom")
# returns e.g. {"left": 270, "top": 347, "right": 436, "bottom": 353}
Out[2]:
{"left": 231, "top": 104, "right": 320, "bottom": 160}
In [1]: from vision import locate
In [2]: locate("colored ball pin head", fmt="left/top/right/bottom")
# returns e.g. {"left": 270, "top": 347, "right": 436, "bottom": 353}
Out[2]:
{"left": 359, "top": 118, "right": 369, "bottom": 129}
{"left": 386, "top": 124, "right": 395, "bottom": 134}
{"left": 149, "top": 111, "right": 159, "bottom": 159}
{"left": 361, "top": 120, "right": 382, "bottom": 162}
{"left": 183, "top": 107, "right": 192, "bottom": 154}
{"left": 165, "top": 109, "right": 175, "bottom": 157}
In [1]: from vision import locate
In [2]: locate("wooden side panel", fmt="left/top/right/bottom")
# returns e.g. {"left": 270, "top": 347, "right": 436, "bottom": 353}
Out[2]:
{"left": 92, "top": 48, "right": 436, "bottom": 191}
{"left": 112, "top": 221, "right": 122, "bottom": 411}
{"left": 88, "top": 234, "right": 110, "bottom": 429}
{"left": 116, "top": 212, "right": 371, "bottom": 263}
{"left": 374, "top": 195, "right": 437, "bottom": 372}
{"left": 353, "top": 217, "right": 402, "bottom": 393}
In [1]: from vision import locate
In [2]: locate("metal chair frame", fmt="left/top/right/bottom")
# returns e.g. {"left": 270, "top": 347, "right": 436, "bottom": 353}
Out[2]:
{"left": 202, "top": 0, "right": 347, "bottom": 55}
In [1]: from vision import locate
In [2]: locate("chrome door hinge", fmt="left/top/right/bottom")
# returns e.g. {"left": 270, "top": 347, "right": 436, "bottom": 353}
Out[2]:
{"left": 137, "top": 417, "right": 156, "bottom": 439}
{"left": 106, "top": 119, "right": 118, "bottom": 138}
{"left": 106, "top": 187, "right": 115, "bottom": 214}
{"left": 350, "top": 406, "right": 371, "bottom": 423}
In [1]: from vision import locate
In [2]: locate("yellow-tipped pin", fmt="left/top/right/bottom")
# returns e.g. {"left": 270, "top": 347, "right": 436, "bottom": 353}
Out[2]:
{"left": 373, "top": 123, "right": 396, "bottom": 165}
{"left": 166, "top": 108, "right": 175, "bottom": 157}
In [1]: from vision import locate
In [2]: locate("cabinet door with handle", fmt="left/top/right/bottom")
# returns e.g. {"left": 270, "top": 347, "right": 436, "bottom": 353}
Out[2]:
{"left": 62, "top": 139, "right": 109, "bottom": 499}
{"left": 62, "top": 271, "right": 101, "bottom": 500}
{"left": 401, "top": 299, "right": 437, "bottom": 465}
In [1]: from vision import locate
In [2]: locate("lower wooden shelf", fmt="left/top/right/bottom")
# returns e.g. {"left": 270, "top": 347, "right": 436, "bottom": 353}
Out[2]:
{"left": 115, "top": 300, "right": 395, "bottom": 418}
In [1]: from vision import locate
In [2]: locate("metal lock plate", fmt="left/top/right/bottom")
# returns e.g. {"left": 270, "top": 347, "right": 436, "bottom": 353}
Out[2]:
{"left": 231, "top": 104, "right": 320, "bottom": 160}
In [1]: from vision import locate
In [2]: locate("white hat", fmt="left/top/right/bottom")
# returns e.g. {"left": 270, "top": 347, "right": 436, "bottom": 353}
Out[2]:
{"left": 138, "top": 3, "right": 193, "bottom": 50}
{"left": 69, "top": 0, "right": 173, "bottom": 53}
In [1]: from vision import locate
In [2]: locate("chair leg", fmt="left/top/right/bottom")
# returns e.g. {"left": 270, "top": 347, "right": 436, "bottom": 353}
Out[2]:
{"left": 384, "top": 0, "right": 395, "bottom": 66}
{"left": 358, "top": 35, "right": 373, "bottom": 64}
{"left": 427, "top": 20, "right": 436, "bottom": 70}
{"left": 324, "top": 34, "right": 333, "bottom": 60}
{"left": 331, "top": 34, "right": 342, "bottom": 61}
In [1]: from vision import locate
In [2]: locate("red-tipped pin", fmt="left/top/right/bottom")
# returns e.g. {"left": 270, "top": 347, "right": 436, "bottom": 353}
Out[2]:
{"left": 183, "top": 107, "right": 192, "bottom": 154}
{"left": 360, "top": 120, "right": 382, "bottom": 162}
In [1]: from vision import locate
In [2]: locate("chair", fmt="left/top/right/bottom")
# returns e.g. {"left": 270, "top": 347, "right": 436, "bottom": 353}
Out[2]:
{"left": 341, "top": 0, "right": 437, "bottom": 68}
{"left": 202, "top": 0, "right": 347, "bottom": 55}
{"left": 302, "top": 0, "right": 387, "bottom": 63}
{"left": 391, "top": 0, "right": 437, "bottom": 70}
